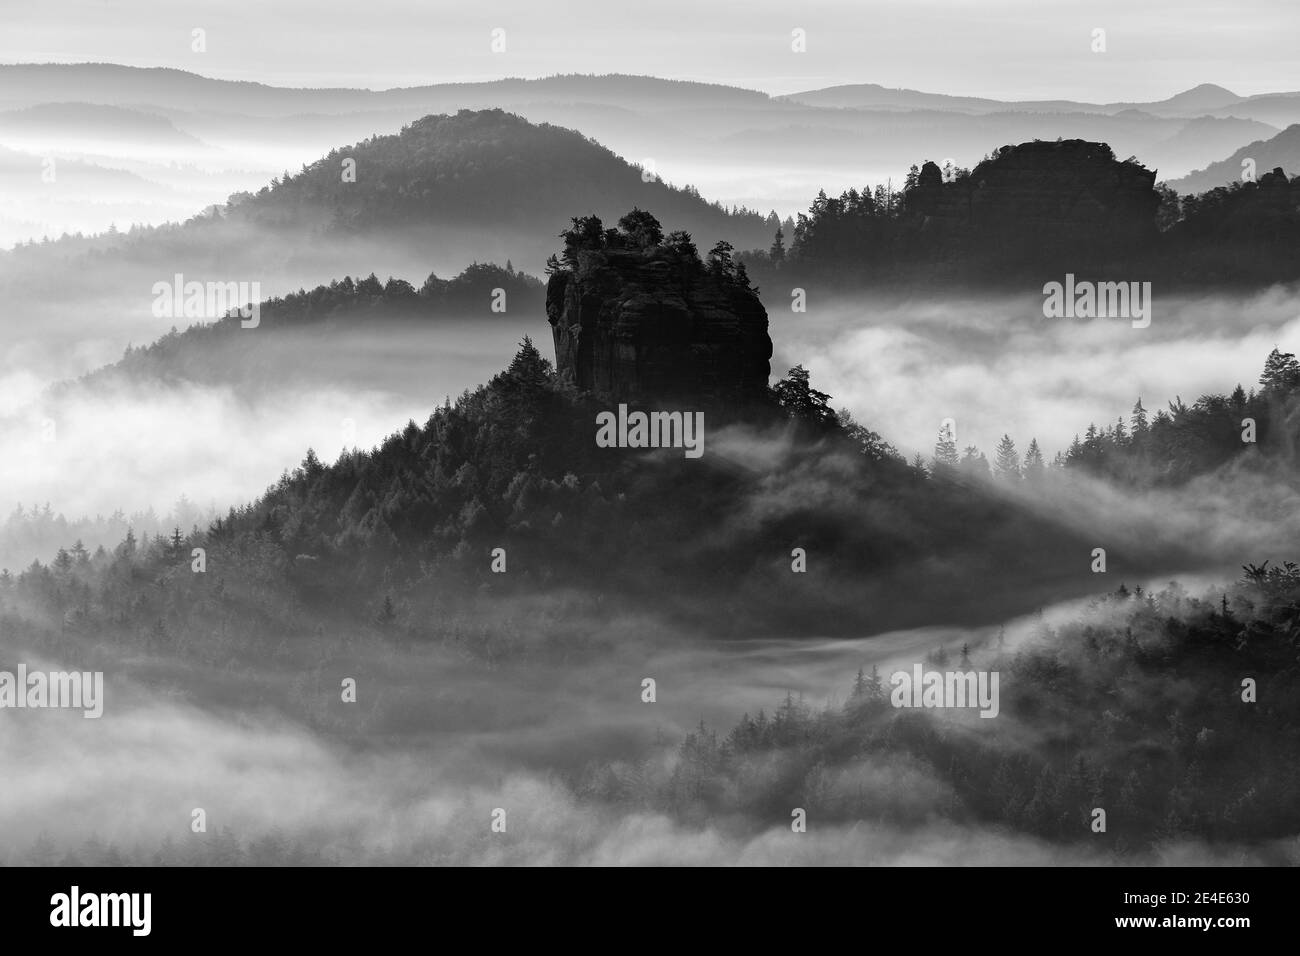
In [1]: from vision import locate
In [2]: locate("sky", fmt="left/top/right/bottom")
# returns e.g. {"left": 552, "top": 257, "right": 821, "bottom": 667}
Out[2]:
{"left": 2, "top": 0, "right": 1297, "bottom": 100}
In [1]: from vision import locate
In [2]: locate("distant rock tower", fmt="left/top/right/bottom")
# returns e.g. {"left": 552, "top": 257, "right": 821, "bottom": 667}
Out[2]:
{"left": 545, "top": 217, "right": 772, "bottom": 410}
{"left": 905, "top": 139, "right": 1160, "bottom": 245}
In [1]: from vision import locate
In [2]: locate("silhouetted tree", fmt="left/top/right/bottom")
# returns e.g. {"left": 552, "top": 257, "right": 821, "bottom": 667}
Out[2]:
{"left": 1022, "top": 439, "right": 1046, "bottom": 482}
{"left": 933, "top": 422, "right": 959, "bottom": 471}
{"left": 617, "top": 208, "right": 664, "bottom": 249}
{"left": 771, "top": 365, "right": 838, "bottom": 429}
{"left": 994, "top": 434, "right": 1020, "bottom": 480}
{"left": 769, "top": 226, "right": 786, "bottom": 264}
{"left": 1260, "top": 347, "right": 1300, "bottom": 392}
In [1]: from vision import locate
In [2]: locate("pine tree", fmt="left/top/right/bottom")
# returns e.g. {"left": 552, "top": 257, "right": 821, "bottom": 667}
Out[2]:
{"left": 301, "top": 448, "right": 324, "bottom": 479}
{"left": 1022, "top": 439, "right": 1046, "bottom": 481}
{"left": 994, "top": 434, "right": 1020, "bottom": 479}
{"left": 1260, "top": 347, "right": 1300, "bottom": 392}
{"left": 1083, "top": 423, "right": 1101, "bottom": 459}
{"left": 769, "top": 226, "right": 786, "bottom": 264}
{"left": 932, "top": 422, "right": 959, "bottom": 471}
{"left": 1066, "top": 434, "right": 1083, "bottom": 465}
{"left": 1130, "top": 398, "right": 1149, "bottom": 443}
{"left": 707, "top": 240, "right": 737, "bottom": 279}
{"left": 618, "top": 208, "right": 664, "bottom": 249}
{"left": 504, "top": 336, "right": 552, "bottom": 391}
{"left": 771, "top": 366, "right": 837, "bottom": 428}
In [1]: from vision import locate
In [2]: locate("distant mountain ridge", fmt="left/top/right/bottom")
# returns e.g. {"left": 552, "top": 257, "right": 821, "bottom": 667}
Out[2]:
{"left": 0, "top": 64, "right": 774, "bottom": 116}
{"left": 48, "top": 262, "right": 545, "bottom": 396}
{"left": 0, "top": 108, "right": 775, "bottom": 299}
{"left": 0, "top": 64, "right": 1293, "bottom": 232}
{"left": 229, "top": 108, "right": 770, "bottom": 245}
{"left": 781, "top": 80, "right": 1270, "bottom": 118}
{"left": 3, "top": 64, "right": 1288, "bottom": 119}
{"left": 0, "top": 102, "right": 202, "bottom": 144}
{"left": 1168, "top": 124, "right": 1300, "bottom": 194}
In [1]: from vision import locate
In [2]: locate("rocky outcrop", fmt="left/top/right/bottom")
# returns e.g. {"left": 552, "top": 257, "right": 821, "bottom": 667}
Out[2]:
{"left": 546, "top": 245, "right": 771, "bottom": 409}
{"left": 1199, "top": 166, "right": 1300, "bottom": 239}
{"left": 906, "top": 140, "right": 1160, "bottom": 246}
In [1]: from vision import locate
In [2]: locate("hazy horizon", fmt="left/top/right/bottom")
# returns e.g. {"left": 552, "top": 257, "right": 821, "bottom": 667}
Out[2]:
{"left": 4, "top": 0, "right": 1300, "bottom": 101}
{"left": 0, "top": 61, "right": 1293, "bottom": 103}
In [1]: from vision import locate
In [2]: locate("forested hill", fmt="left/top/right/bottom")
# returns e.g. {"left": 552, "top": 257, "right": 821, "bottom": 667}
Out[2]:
{"left": 226, "top": 108, "right": 772, "bottom": 248}
{"left": 918, "top": 346, "right": 1300, "bottom": 496}
{"left": 194, "top": 222, "right": 1114, "bottom": 634}
{"left": 54, "top": 262, "right": 544, "bottom": 394}
{"left": 742, "top": 139, "right": 1300, "bottom": 289}
{"left": 0, "top": 109, "right": 776, "bottom": 299}
{"left": 182, "top": 317, "right": 1186, "bottom": 641}
{"left": 1053, "top": 348, "right": 1300, "bottom": 485}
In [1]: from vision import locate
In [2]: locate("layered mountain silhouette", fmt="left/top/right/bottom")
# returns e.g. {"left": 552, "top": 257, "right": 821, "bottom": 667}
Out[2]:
{"left": 0, "top": 103, "right": 206, "bottom": 151}
{"left": 0, "top": 65, "right": 773, "bottom": 116}
{"left": 0, "top": 109, "right": 772, "bottom": 318}
{"left": 779, "top": 81, "right": 1250, "bottom": 116}
{"left": 5, "top": 65, "right": 1284, "bottom": 125}
{"left": 2, "top": 65, "right": 1292, "bottom": 195}
{"left": 39, "top": 263, "right": 545, "bottom": 398}
{"left": 228, "top": 109, "right": 769, "bottom": 249}
{"left": 1169, "top": 123, "right": 1300, "bottom": 194}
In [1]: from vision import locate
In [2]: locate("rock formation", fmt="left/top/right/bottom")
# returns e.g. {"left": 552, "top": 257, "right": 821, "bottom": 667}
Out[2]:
{"left": 546, "top": 215, "right": 771, "bottom": 409}
{"left": 906, "top": 140, "right": 1160, "bottom": 247}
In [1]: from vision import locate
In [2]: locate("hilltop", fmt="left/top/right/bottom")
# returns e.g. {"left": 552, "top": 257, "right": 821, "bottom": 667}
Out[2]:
{"left": 226, "top": 109, "right": 770, "bottom": 250}
{"left": 741, "top": 137, "right": 1300, "bottom": 289}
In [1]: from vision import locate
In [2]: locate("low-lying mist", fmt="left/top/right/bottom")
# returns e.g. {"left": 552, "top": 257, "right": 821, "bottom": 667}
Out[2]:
{"left": 0, "top": 317, "right": 537, "bottom": 568}
{"left": 770, "top": 285, "right": 1300, "bottom": 466}
{"left": 0, "top": 224, "right": 550, "bottom": 400}
{"left": 2, "top": 580, "right": 1290, "bottom": 866}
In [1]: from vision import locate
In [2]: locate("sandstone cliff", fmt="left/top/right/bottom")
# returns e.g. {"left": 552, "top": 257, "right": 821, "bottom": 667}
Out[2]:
{"left": 906, "top": 140, "right": 1160, "bottom": 247}
{"left": 545, "top": 213, "right": 772, "bottom": 409}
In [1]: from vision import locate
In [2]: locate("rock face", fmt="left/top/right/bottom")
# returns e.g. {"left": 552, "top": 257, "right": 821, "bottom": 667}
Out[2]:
{"left": 546, "top": 247, "right": 772, "bottom": 409}
{"left": 1202, "top": 166, "right": 1299, "bottom": 240}
{"left": 906, "top": 140, "right": 1160, "bottom": 246}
